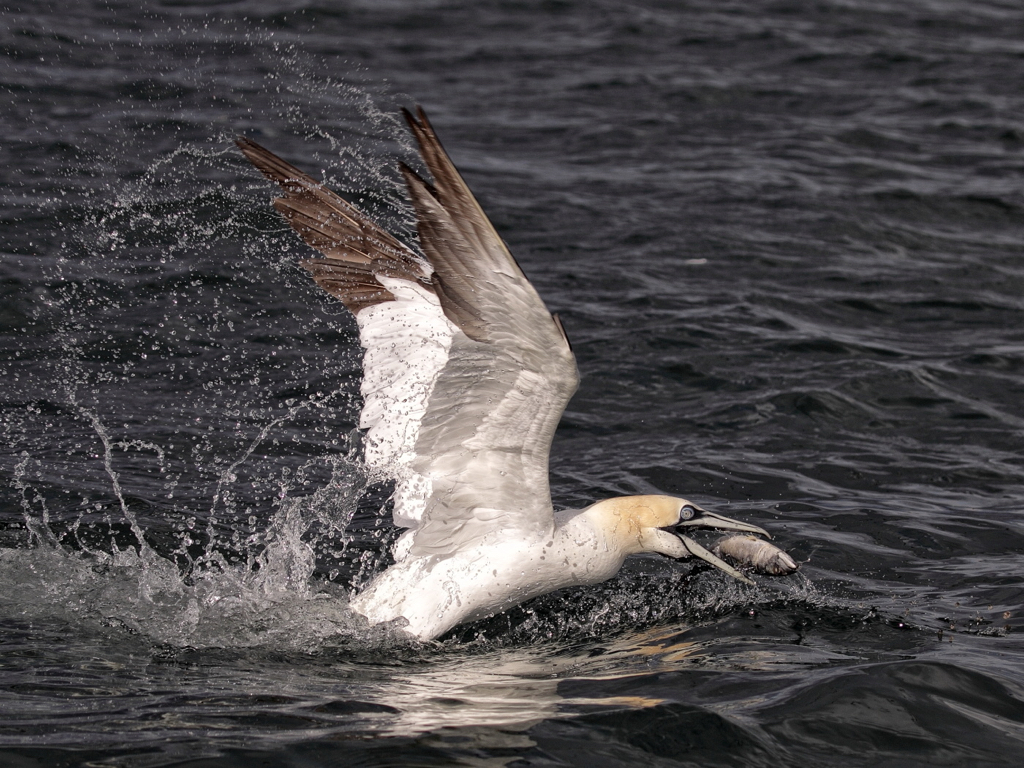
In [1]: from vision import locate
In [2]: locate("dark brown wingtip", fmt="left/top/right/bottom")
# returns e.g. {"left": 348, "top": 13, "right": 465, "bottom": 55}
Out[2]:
{"left": 402, "top": 105, "right": 443, "bottom": 163}
{"left": 400, "top": 105, "right": 417, "bottom": 130}
{"left": 235, "top": 132, "right": 431, "bottom": 315}
{"left": 235, "top": 136, "right": 270, "bottom": 164}
{"left": 415, "top": 105, "right": 432, "bottom": 130}
{"left": 235, "top": 135, "right": 319, "bottom": 192}
{"left": 235, "top": 136, "right": 263, "bottom": 168}
{"left": 400, "top": 105, "right": 432, "bottom": 131}
{"left": 397, "top": 160, "right": 438, "bottom": 199}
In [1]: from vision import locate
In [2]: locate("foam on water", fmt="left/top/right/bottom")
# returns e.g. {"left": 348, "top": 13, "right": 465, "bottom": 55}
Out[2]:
{"left": 5, "top": 438, "right": 383, "bottom": 651}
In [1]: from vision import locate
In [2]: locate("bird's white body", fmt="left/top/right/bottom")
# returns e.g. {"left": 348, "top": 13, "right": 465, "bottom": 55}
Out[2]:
{"left": 238, "top": 109, "right": 798, "bottom": 643}
{"left": 351, "top": 506, "right": 628, "bottom": 640}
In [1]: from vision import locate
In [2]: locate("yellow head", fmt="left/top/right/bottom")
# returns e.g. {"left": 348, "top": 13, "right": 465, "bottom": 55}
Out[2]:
{"left": 586, "top": 495, "right": 698, "bottom": 553}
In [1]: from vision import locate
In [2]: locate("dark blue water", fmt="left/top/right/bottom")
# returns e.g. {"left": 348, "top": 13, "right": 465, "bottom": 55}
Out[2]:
{"left": 3, "top": 1, "right": 1024, "bottom": 765}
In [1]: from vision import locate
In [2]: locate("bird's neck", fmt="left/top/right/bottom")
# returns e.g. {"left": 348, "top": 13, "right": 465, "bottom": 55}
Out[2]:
{"left": 555, "top": 496, "right": 665, "bottom": 556}
{"left": 560, "top": 495, "right": 685, "bottom": 557}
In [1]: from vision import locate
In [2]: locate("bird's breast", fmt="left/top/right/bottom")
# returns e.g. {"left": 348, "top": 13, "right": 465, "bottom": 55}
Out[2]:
{"left": 350, "top": 520, "right": 629, "bottom": 640}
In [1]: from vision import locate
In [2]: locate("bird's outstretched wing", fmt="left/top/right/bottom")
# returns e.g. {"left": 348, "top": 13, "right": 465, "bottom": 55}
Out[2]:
{"left": 238, "top": 107, "right": 578, "bottom": 557}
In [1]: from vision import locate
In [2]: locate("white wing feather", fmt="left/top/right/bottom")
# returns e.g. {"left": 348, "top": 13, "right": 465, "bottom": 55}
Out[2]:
{"left": 355, "top": 276, "right": 455, "bottom": 532}
{"left": 239, "top": 109, "right": 579, "bottom": 563}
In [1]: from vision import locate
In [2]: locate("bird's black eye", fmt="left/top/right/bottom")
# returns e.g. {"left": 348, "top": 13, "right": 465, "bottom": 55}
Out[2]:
{"left": 681, "top": 505, "right": 696, "bottom": 520}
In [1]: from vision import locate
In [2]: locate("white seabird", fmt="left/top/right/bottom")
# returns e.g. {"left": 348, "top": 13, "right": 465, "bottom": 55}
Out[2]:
{"left": 237, "top": 107, "right": 797, "bottom": 642}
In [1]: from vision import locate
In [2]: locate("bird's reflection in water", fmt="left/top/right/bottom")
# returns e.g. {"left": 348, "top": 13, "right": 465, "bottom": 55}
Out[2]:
{"left": 355, "top": 625, "right": 705, "bottom": 736}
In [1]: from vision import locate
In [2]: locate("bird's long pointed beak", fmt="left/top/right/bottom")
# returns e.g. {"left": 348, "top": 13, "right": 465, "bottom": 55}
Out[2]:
{"left": 677, "top": 534, "right": 756, "bottom": 585}
{"left": 676, "top": 510, "right": 771, "bottom": 539}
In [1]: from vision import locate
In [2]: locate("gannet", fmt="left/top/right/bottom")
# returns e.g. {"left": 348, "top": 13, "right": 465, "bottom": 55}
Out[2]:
{"left": 237, "top": 107, "right": 797, "bottom": 642}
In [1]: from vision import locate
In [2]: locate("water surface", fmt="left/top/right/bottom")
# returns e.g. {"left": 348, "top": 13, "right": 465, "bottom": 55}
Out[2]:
{"left": 2, "top": 1, "right": 1024, "bottom": 765}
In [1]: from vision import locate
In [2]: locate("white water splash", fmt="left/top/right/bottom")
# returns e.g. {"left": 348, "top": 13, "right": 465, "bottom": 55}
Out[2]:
{"left": 4, "top": 393, "right": 399, "bottom": 651}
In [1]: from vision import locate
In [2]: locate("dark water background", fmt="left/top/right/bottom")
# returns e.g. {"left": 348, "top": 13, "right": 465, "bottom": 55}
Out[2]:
{"left": 3, "top": 1, "right": 1024, "bottom": 765}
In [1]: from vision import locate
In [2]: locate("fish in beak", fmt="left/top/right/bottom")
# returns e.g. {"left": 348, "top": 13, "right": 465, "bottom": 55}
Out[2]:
{"left": 664, "top": 504, "right": 781, "bottom": 584}
{"left": 674, "top": 533, "right": 756, "bottom": 585}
